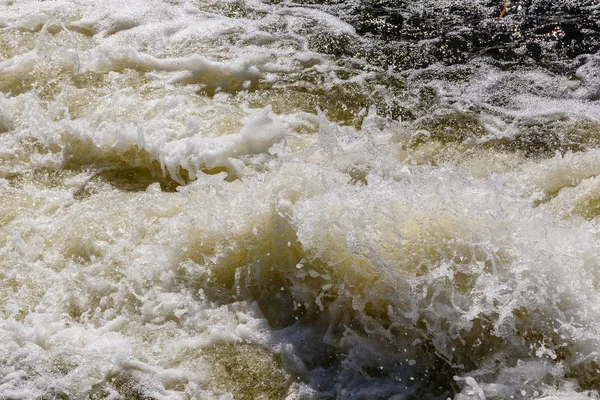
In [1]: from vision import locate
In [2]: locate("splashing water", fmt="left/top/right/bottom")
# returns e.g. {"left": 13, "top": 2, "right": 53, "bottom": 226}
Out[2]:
{"left": 1, "top": 0, "right": 600, "bottom": 399}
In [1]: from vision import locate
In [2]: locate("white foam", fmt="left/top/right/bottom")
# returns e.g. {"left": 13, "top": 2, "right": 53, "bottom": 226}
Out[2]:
{"left": 2, "top": 0, "right": 600, "bottom": 398}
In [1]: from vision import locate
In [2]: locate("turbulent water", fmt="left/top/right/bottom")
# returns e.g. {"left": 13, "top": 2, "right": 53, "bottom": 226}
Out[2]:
{"left": 2, "top": 0, "right": 600, "bottom": 398}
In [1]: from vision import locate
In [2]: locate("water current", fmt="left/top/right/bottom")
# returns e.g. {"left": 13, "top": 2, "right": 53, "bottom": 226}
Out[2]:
{"left": 1, "top": 0, "right": 600, "bottom": 398}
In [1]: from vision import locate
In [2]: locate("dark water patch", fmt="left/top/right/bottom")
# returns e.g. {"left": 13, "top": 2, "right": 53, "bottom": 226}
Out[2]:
{"left": 307, "top": 31, "right": 360, "bottom": 59}
{"left": 412, "top": 110, "right": 488, "bottom": 145}
{"left": 282, "top": 0, "right": 600, "bottom": 74}
{"left": 89, "top": 371, "right": 158, "bottom": 400}
{"left": 484, "top": 116, "right": 600, "bottom": 157}
{"left": 0, "top": 29, "right": 37, "bottom": 60}
{"left": 567, "top": 357, "right": 600, "bottom": 391}
{"left": 250, "top": 66, "right": 438, "bottom": 125}
{"left": 0, "top": 61, "right": 71, "bottom": 100}
{"left": 73, "top": 167, "right": 180, "bottom": 198}
{"left": 9, "top": 169, "right": 79, "bottom": 191}
{"left": 0, "top": 115, "right": 13, "bottom": 134}
{"left": 204, "top": 0, "right": 268, "bottom": 19}
{"left": 6, "top": 166, "right": 181, "bottom": 199}
{"left": 247, "top": 82, "right": 370, "bottom": 127}
{"left": 39, "top": 389, "right": 71, "bottom": 400}
{"left": 203, "top": 343, "right": 290, "bottom": 400}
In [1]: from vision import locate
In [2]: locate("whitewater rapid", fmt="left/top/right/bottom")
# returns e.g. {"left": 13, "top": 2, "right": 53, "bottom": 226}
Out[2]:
{"left": 2, "top": 0, "right": 600, "bottom": 399}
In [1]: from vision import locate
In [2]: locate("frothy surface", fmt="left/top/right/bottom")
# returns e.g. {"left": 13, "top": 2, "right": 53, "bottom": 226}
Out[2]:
{"left": 1, "top": 0, "right": 600, "bottom": 399}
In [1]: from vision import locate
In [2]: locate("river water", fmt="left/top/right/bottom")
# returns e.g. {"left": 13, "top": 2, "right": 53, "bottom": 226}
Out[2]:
{"left": 1, "top": 0, "right": 600, "bottom": 399}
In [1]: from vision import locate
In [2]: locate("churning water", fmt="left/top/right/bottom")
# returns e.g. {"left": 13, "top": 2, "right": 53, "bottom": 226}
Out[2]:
{"left": 1, "top": 0, "right": 600, "bottom": 398}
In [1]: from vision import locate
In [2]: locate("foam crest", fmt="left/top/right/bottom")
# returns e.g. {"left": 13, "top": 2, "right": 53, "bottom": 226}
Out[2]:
{"left": 80, "top": 45, "right": 270, "bottom": 94}
{"left": 159, "top": 106, "right": 285, "bottom": 183}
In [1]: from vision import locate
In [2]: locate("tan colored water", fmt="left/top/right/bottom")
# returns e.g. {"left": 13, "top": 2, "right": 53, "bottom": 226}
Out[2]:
{"left": 2, "top": 1, "right": 600, "bottom": 399}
